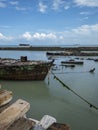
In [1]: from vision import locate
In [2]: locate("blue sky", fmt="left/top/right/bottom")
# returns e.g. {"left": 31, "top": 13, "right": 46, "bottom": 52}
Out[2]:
{"left": 0, "top": 0, "right": 98, "bottom": 46}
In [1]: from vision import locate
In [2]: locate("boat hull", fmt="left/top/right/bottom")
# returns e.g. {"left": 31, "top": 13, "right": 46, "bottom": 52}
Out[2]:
{"left": 61, "top": 61, "right": 83, "bottom": 65}
{"left": 0, "top": 58, "right": 53, "bottom": 81}
{"left": 0, "top": 72, "right": 49, "bottom": 80}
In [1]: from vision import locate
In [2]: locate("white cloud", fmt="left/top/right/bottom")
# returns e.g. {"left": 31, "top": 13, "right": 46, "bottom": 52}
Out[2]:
{"left": 22, "top": 32, "right": 32, "bottom": 40}
{"left": 64, "top": 5, "right": 70, "bottom": 10}
{"left": 74, "top": 0, "right": 98, "bottom": 7}
{"left": 46, "top": 33, "right": 57, "bottom": 39}
{"left": 60, "top": 24, "right": 98, "bottom": 44}
{"left": 33, "top": 32, "right": 57, "bottom": 40}
{"left": 15, "top": 6, "right": 27, "bottom": 11}
{"left": 0, "top": 33, "right": 5, "bottom": 39}
{"left": 8, "top": 1, "right": 28, "bottom": 12}
{"left": 1, "top": 24, "right": 98, "bottom": 45}
{"left": 33, "top": 33, "right": 44, "bottom": 39}
{"left": 80, "top": 10, "right": 98, "bottom": 16}
{"left": 52, "top": 0, "right": 64, "bottom": 10}
{"left": 72, "top": 24, "right": 98, "bottom": 35}
{"left": 0, "top": 32, "right": 13, "bottom": 41}
{"left": 80, "top": 11, "right": 90, "bottom": 15}
{"left": 38, "top": 2, "right": 47, "bottom": 13}
{"left": 0, "top": 2, "right": 6, "bottom": 8}
{"left": 90, "top": 24, "right": 98, "bottom": 31}
{"left": 33, "top": 33, "right": 46, "bottom": 39}
{"left": 52, "top": 0, "right": 70, "bottom": 11}
{"left": 9, "top": 1, "right": 18, "bottom": 5}
{"left": 78, "top": 16, "right": 88, "bottom": 22}
{"left": 72, "top": 25, "right": 90, "bottom": 35}
{"left": 22, "top": 32, "right": 57, "bottom": 41}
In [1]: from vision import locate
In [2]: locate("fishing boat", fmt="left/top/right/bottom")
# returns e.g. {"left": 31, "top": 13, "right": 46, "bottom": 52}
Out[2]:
{"left": 89, "top": 68, "right": 95, "bottom": 73}
{"left": 61, "top": 59, "right": 84, "bottom": 65}
{"left": 94, "top": 58, "right": 98, "bottom": 61}
{"left": 46, "top": 51, "right": 73, "bottom": 56}
{"left": 0, "top": 56, "right": 54, "bottom": 80}
{"left": 61, "top": 64, "right": 75, "bottom": 67}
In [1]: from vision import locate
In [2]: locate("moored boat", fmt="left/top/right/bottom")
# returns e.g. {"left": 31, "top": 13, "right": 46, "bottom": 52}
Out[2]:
{"left": 89, "top": 68, "right": 95, "bottom": 73}
{"left": 61, "top": 64, "right": 75, "bottom": 67}
{"left": 46, "top": 51, "right": 73, "bottom": 56}
{"left": 94, "top": 58, "right": 98, "bottom": 61}
{"left": 0, "top": 56, "right": 54, "bottom": 80}
{"left": 61, "top": 59, "right": 84, "bottom": 65}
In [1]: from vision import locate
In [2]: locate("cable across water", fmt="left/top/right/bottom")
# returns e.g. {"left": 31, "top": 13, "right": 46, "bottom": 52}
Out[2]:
{"left": 51, "top": 71, "right": 98, "bottom": 110}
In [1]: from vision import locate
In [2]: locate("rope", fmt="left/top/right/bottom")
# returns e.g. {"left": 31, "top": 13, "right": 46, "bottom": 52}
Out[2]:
{"left": 51, "top": 71, "right": 98, "bottom": 110}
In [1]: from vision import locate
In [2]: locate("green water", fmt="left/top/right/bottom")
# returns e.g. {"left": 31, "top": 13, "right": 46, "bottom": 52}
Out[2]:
{"left": 0, "top": 50, "right": 98, "bottom": 130}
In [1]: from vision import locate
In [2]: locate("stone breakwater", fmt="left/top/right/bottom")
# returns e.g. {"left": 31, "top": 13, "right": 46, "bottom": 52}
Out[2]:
{"left": 0, "top": 46, "right": 98, "bottom": 51}
{"left": 0, "top": 46, "right": 98, "bottom": 56}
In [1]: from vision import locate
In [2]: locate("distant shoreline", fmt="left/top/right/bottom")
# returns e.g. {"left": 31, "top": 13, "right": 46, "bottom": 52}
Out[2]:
{"left": 0, "top": 46, "right": 98, "bottom": 51}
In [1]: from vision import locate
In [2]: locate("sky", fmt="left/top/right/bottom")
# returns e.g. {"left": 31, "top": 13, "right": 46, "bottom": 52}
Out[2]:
{"left": 0, "top": 0, "right": 98, "bottom": 46}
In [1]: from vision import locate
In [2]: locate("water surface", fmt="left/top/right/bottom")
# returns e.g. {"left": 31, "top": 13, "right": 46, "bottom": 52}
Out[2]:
{"left": 0, "top": 50, "right": 98, "bottom": 130}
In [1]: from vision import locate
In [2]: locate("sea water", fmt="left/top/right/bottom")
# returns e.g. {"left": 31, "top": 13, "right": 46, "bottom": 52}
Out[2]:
{"left": 0, "top": 50, "right": 98, "bottom": 130}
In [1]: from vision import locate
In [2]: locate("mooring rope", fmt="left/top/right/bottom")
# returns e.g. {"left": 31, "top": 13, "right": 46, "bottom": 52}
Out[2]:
{"left": 51, "top": 71, "right": 98, "bottom": 110}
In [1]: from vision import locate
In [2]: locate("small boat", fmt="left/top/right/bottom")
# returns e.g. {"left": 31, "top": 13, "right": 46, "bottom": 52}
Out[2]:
{"left": 86, "top": 58, "right": 94, "bottom": 60}
{"left": 94, "top": 59, "right": 98, "bottom": 61}
{"left": 89, "top": 68, "right": 95, "bottom": 73}
{"left": 0, "top": 89, "right": 13, "bottom": 107}
{"left": 61, "top": 59, "right": 84, "bottom": 65}
{"left": 46, "top": 52, "right": 65, "bottom": 56}
{"left": 0, "top": 56, "right": 54, "bottom": 80}
{"left": 62, "top": 64, "right": 75, "bottom": 67}
{"left": 46, "top": 51, "right": 73, "bottom": 56}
